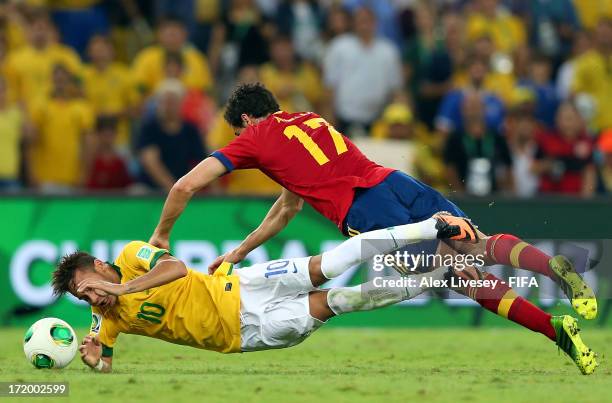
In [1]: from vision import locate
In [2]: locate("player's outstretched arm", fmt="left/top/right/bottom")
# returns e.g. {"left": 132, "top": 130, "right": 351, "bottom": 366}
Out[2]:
{"left": 208, "top": 188, "right": 303, "bottom": 273}
{"left": 150, "top": 157, "right": 227, "bottom": 249}
{"left": 77, "top": 255, "right": 188, "bottom": 296}
{"left": 79, "top": 335, "right": 112, "bottom": 373}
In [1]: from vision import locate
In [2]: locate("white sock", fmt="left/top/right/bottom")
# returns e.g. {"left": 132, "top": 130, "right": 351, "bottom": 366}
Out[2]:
{"left": 321, "top": 218, "right": 438, "bottom": 279}
{"left": 326, "top": 266, "right": 448, "bottom": 315}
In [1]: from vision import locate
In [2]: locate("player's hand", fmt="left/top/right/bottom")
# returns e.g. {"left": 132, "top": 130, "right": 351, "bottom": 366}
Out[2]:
{"left": 148, "top": 233, "right": 170, "bottom": 250}
{"left": 79, "top": 335, "right": 102, "bottom": 368}
{"left": 208, "top": 249, "right": 245, "bottom": 274}
{"left": 77, "top": 279, "right": 127, "bottom": 296}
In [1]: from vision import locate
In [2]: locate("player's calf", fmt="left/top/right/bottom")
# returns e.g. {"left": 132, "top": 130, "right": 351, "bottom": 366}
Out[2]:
{"left": 324, "top": 267, "right": 449, "bottom": 316}
{"left": 316, "top": 216, "right": 473, "bottom": 285}
{"left": 486, "top": 234, "right": 597, "bottom": 319}
{"left": 446, "top": 266, "right": 558, "bottom": 341}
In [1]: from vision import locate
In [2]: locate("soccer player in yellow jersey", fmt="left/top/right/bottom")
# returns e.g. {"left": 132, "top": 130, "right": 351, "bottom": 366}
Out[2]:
{"left": 52, "top": 217, "right": 598, "bottom": 375}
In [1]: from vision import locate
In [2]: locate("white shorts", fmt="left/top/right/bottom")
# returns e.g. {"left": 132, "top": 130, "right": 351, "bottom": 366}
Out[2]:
{"left": 237, "top": 257, "right": 325, "bottom": 352}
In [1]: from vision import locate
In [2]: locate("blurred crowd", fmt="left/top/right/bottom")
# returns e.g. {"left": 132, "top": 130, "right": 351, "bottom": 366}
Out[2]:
{"left": 1, "top": 0, "right": 612, "bottom": 198}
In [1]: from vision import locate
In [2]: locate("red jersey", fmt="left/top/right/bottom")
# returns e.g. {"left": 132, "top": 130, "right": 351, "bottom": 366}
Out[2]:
{"left": 536, "top": 130, "right": 593, "bottom": 195}
{"left": 86, "top": 154, "right": 132, "bottom": 190}
{"left": 212, "top": 111, "right": 394, "bottom": 229}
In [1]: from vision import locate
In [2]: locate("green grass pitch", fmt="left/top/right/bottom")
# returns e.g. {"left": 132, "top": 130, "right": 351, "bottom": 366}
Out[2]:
{"left": 1, "top": 327, "right": 610, "bottom": 403}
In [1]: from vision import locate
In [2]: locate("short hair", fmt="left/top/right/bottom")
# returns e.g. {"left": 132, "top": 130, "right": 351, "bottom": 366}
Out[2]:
{"left": 165, "top": 50, "right": 184, "bottom": 69}
{"left": 89, "top": 34, "right": 112, "bottom": 48}
{"left": 270, "top": 34, "right": 293, "bottom": 47}
{"left": 353, "top": 5, "right": 375, "bottom": 19}
{"left": 25, "top": 8, "right": 51, "bottom": 25}
{"left": 531, "top": 52, "right": 551, "bottom": 65}
{"left": 52, "top": 252, "right": 95, "bottom": 296}
{"left": 224, "top": 83, "right": 280, "bottom": 127}
{"left": 96, "top": 115, "right": 119, "bottom": 132}
{"left": 158, "top": 15, "right": 186, "bottom": 29}
{"left": 466, "top": 54, "right": 489, "bottom": 69}
{"left": 52, "top": 62, "right": 71, "bottom": 76}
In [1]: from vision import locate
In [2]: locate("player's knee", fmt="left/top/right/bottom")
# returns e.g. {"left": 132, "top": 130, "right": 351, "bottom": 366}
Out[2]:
{"left": 308, "top": 291, "right": 334, "bottom": 322}
{"left": 308, "top": 255, "right": 326, "bottom": 287}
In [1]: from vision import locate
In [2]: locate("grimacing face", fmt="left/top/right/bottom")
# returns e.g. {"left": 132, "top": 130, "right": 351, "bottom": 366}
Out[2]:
{"left": 70, "top": 267, "right": 117, "bottom": 308}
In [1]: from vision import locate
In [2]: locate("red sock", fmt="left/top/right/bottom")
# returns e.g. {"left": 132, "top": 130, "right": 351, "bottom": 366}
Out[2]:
{"left": 468, "top": 273, "right": 556, "bottom": 341}
{"left": 486, "top": 234, "right": 554, "bottom": 278}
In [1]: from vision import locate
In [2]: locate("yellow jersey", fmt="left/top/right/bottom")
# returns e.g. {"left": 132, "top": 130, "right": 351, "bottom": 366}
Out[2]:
{"left": 29, "top": 97, "right": 94, "bottom": 185}
{"left": 466, "top": 12, "right": 526, "bottom": 53}
{"left": 259, "top": 62, "right": 322, "bottom": 112}
{"left": 5, "top": 44, "right": 82, "bottom": 104}
{"left": 131, "top": 45, "right": 212, "bottom": 96}
{"left": 573, "top": 0, "right": 612, "bottom": 30}
{"left": 89, "top": 241, "right": 242, "bottom": 357}
{"left": 572, "top": 50, "right": 612, "bottom": 131}
{"left": 50, "top": 0, "right": 101, "bottom": 9}
{"left": 82, "top": 63, "right": 137, "bottom": 146}
{"left": 0, "top": 106, "right": 23, "bottom": 179}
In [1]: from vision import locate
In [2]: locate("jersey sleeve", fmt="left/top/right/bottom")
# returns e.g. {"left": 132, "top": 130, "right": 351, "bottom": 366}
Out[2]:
{"left": 211, "top": 126, "right": 259, "bottom": 171}
{"left": 115, "top": 241, "right": 171, "bottom": 277}
{"left": 89, "top": 308, "right": 119, "bottom": 357}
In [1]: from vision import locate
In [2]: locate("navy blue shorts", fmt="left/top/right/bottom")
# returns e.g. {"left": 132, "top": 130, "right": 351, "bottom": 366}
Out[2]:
{"left": 343, "top": 171, "right": 467, "bottom": 236}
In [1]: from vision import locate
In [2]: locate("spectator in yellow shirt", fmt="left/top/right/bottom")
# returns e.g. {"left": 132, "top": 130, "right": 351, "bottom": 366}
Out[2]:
{"left": 466, "top": 0, "right": 526, "bottom": 54}
{"left": 28, "top": 64, "right": 94, "bottom": 193}
{"left": 131, "top": 16, "right": 213, "bottom": 99}
{"left": 82, "top": 35, "right": 136, "bottom": 150}
{"left": 452, "top": 35, "right": 516, "bottom": 105}
{"left": 571, "top": 18, "right": 612, "bottom": 132}
{"left": 0, "top": 3, "right": 28, "bottom": 51}
{"left": 0, "top": 77, "right": 30, "bottom": 191}
{"left": 371, "top": 102, "right": 447, "bottom": 192}
{"left": 5, "top": 10, "right": 82, "bottom": 106}
{"left": 573, "top": 0, "right": 612, "bottom": 30}
{"left": 259, "top": 35, "right": 322, "bottom": 113}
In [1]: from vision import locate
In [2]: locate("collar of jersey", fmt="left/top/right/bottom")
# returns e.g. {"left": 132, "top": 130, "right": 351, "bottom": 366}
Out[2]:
{"left": 106, "top": 262, "right": 123, "bottom": 281}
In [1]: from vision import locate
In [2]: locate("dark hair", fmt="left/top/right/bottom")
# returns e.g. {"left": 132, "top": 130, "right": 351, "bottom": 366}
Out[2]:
{"left": 89, "top": 34, "right": 112, "bottom": 48}
{"left": 165, "top": 50, "right": 184, "bottom": 69}
{"left": 158, "top": 15, "right": 186, "bottom": 29}
{"left": 531, "top": 52, "right": 551, "bottom": 65}
{"left": 52, "top": 252, "right": 95, "bottom": 296}
{"left": 96, "top": 115, "right": 119, "bottom": 132}
{"left": 25, "top": 8, "right": 51, "bottom": 25}
{"left": 466, "top": 54, "right": 489, "bottom": 69}
{"left": 224, "top": 83, "right": 280, "bottom": 127}
{"left": 52, "top": 62, "right": 71, "bottom": 77}
{"left": 270, "top": 34, "right": 293, "bottom": 47}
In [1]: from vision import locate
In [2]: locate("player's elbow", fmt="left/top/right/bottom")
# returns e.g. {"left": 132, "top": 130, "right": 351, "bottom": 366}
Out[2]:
{"left": 283, "top": 199, "right": 303, "bottom": 218}
{"left": 173, "top": 176, "right": 199, "bottom": 196}
{"left": 174, "top": 260, "right": 189, "bottom": 278}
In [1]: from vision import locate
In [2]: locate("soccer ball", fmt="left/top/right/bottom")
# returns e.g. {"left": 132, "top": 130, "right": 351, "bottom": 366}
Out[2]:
{"left": 23, "top": 318, "right": 78, "bottom": 369}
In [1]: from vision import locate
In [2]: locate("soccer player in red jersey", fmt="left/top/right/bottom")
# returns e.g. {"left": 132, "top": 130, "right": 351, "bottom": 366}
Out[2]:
{"left": 149, "top": 84, "right": 597, "bottom": 372}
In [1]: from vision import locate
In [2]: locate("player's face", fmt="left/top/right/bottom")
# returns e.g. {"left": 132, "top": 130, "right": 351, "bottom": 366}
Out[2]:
{"left": 70, "top": 268, "right": 117, "bottom": 308}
